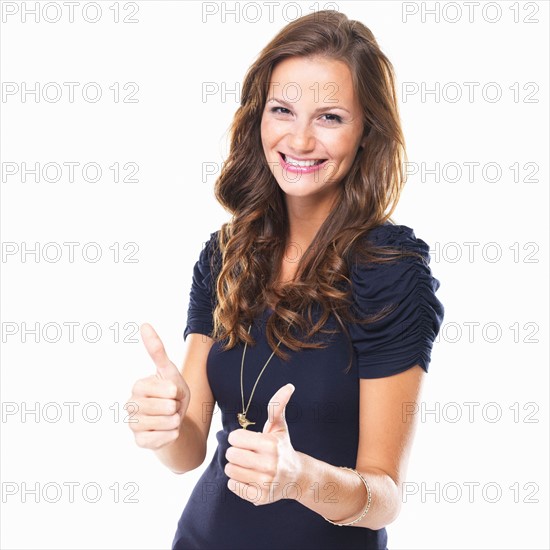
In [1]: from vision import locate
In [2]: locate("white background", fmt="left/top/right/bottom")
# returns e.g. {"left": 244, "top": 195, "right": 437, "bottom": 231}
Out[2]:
{"left": 1, "top": 1, "right": 548, "bottom": 548}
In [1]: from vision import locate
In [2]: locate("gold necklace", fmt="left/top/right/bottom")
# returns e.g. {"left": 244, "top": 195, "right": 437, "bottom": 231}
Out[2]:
{"left": 237, "top": 324, "right": 282, "bottom": 430}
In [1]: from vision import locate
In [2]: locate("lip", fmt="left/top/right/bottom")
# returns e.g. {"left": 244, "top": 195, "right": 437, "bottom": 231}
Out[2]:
{"left": 278, "top": 152, "right": 329, "bottom": 174}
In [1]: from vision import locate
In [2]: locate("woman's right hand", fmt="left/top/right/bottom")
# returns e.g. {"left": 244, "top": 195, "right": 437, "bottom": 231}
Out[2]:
{"left": 126, "top": 323, "right": 191, "bottom": 450}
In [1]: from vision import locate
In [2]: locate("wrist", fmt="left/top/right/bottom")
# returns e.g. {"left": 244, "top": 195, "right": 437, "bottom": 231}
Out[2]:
{"left": 322, "top": 467, "right": 371, "bottom": 526}
{"left": 292, "top": 451, "right": 314, "bottom": 501}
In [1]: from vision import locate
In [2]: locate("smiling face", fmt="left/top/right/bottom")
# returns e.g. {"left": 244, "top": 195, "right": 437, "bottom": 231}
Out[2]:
{"left": 260, "top": 55, "right": 367, "bottom": 205}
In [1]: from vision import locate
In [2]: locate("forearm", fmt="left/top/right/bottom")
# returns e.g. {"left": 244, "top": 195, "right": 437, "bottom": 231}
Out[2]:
{"left": 154, "top": 415, "right": 206, "bottom": 474}
{"left": 292, "top": 451, "right": 400, "bottom": 530}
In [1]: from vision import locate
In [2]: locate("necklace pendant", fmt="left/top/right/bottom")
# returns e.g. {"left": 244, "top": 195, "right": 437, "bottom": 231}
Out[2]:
{"left": 237, "top": 413, "right": 256, "bottom": 430}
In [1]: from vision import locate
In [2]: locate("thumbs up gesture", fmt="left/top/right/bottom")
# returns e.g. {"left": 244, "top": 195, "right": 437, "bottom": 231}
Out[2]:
{"left": 126, "top": 323, "right": 191, "bottom": 450}
{"left": 224, "top": 383, "right": 302, "bottom": 506}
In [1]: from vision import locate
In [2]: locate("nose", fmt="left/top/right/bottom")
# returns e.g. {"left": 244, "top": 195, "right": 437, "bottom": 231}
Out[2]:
{"left": 287, "top": 120, "right": 315, "bottom": 153}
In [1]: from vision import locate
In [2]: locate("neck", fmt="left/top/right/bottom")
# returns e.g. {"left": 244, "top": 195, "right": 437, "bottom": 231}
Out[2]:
{"left": 284, "top": 189, "right": 339, "bottom": 251}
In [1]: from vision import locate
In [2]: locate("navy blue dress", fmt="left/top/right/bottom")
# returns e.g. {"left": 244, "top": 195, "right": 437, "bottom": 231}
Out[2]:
{"left": 172, "top": 223, "right": 444, "bottom": 550}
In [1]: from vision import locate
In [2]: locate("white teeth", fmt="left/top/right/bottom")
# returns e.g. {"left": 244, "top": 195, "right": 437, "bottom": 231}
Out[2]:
{"left": 283, "top": 154, "right": 324, "bottom": 167}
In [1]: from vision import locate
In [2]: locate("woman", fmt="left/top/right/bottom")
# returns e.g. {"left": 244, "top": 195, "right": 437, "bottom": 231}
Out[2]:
{"left": 128, "top": 10, "right": 445, "bottom": 550}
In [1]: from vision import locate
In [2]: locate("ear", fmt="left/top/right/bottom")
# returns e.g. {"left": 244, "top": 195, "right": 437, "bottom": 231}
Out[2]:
{"left": 360, "top": 127, "right": 370, "bottom": 149}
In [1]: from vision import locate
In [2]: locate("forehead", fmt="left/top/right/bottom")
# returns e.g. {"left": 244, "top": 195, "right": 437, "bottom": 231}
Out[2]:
{"left": 268, "top": 56, "right": 358, "bottom": 105}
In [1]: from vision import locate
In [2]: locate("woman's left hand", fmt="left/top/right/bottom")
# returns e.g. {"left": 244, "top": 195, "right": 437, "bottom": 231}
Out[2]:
{"left": 225, "top": 383, "right": 302, "bottom": 506}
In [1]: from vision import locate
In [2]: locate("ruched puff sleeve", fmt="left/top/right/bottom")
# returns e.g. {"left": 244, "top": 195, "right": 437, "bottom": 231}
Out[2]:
{"left": 183, "top": 231, "right": 221, "bottom": 342}
{"left": 348, "top": 223, "right": 444, "bottom": 378}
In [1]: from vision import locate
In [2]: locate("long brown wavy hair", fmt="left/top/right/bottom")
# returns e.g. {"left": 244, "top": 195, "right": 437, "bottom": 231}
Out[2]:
{"left": 209, "top": 10, "right": 424, "bottom": 374}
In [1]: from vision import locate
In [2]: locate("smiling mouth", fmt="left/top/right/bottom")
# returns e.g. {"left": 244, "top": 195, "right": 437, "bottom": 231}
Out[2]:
{"left": 279, "top": 152, "right": 328, "bottom": 167}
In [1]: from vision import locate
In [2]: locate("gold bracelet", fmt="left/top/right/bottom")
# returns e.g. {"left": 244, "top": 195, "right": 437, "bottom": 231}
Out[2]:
{"left": 322, "top": 467, "right": 372, "bottom": 527}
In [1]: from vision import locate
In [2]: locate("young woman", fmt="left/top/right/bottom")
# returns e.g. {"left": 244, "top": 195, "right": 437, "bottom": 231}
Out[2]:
{"left": 128, "top": 10, "right": 445, "bottom": 550}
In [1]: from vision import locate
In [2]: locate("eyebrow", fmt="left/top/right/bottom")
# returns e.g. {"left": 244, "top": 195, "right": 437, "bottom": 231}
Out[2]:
{"left": 267, "top": 97, "right": 350, "bottom": 114}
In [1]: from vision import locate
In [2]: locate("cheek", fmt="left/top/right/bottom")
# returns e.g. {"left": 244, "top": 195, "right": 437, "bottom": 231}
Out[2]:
{"left": 328, "top": 132, "right": 362, "bottom": 163}
{"left": 260, "top": 117, "right": 274, "bottom": 145}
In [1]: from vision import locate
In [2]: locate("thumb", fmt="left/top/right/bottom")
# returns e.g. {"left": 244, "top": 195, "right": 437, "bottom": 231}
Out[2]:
{"left": 263, "top": 383, "right": 295, "bottom": 434}
{"left": 140, "top": 323, "right": 181, "bottom": 382}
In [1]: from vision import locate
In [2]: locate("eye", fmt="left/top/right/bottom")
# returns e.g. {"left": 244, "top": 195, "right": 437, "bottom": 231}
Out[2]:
{"left": 270, "top": 107, "right": 291, "bottom": 115}
{"left": 321, "top": 113, "right": 342, "bottom": 124}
